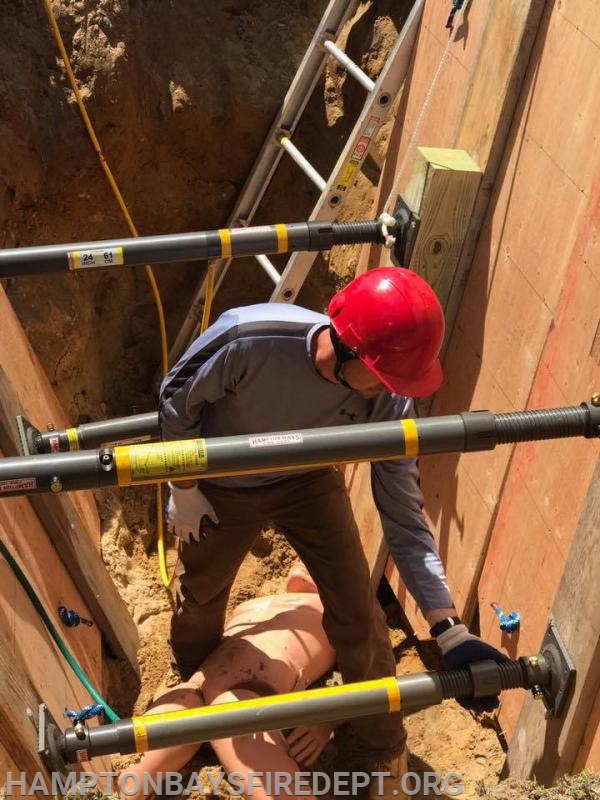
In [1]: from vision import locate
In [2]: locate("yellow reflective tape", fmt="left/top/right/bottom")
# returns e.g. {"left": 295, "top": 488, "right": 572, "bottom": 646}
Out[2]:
{"left": 66, "top": 428, "right": 80, "bottom": 451}
{"left": 132, "top": 719, "right": 149, "bottom": 753}
{"left": 275, "top": 223, "right": 288, "bottom": 253}
{"left": 401, "top": 419, "right": 419, "bottom": 457}
{"left": 114, "top": 440, "right": 208, "bottom": 486}
{"left": 135, "top": 676, "right": 399, "bottom": 730}
{"left": 115, "top": 447, "right": 132, "bottom": 486}
{"left": 387, "top": 677, "right": 401, "bottom": 712}
{"left": 219, "top": 228, "right": 232, "bottom": 258}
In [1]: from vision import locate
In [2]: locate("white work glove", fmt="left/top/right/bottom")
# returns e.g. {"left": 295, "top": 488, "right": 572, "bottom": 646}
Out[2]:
{"left": 166, "top": 483, "right": 219, "bottom": 544}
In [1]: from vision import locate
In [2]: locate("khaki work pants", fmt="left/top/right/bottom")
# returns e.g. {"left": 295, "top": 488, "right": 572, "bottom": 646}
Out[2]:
{"left": 170, "top": 467, "right": 406, "bottom": 759}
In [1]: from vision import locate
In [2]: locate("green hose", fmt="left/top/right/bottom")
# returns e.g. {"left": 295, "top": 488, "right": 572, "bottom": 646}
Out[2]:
{"left": 0, "top": 538, "right": 120, "bottom": 722}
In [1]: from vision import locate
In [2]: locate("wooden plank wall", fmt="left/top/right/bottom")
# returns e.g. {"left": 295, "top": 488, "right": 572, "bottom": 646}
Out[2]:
{"left": 351, "top": 0, "right": 600, "bottom": 769}
{"left": 0, "top": 287, "right": 139, "bottom": 672}
{"left": 0, "top": 285, "right": 134, "bottom": 788}
{"left": 0, "top": 487, "right": 113, "bottom": 788}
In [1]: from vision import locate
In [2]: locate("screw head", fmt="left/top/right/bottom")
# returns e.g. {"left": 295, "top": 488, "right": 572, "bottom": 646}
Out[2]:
{"left": 591, "top": 393, "right": 600, "bottom": 406}
{"left": 50, "top": 476, "right": 62, "bottom": 493}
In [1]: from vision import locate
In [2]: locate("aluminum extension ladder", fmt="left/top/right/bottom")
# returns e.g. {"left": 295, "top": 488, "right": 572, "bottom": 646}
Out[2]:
{"left": 169, "top": 0, "right": 424, "bottom": 364}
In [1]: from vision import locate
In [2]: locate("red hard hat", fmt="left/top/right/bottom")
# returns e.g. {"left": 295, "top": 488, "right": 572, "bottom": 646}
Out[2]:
{"left": 328, "top": 267, "right": 445, "bottom": 397}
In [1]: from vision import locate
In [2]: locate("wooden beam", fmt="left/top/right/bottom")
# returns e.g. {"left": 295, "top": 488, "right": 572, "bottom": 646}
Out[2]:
{"left": 402, "top": 146, "right": 481, "bottom": 309}
{"left": 506, "top": 457, "right": 600, "bottom": 782}
{"left": 0, "top": 366, "right": 140, "bottom": 678}
{"left": 345, "top": 462, "right": 387, "bottom": 586}
{"left": 350, "top": 150, "right": 481, "bottom": 597}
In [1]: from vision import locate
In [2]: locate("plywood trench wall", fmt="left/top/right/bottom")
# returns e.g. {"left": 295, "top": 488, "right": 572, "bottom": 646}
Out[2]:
{"left": 350, "top": 0, "right": 600, "bottom": 781}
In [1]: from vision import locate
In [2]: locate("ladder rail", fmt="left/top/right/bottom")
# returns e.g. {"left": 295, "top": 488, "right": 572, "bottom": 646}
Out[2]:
{"left": 169, "top": 0, "right": 359, "bottom": 364}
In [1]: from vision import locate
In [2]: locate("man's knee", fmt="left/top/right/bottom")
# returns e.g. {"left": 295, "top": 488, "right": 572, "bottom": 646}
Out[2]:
{"left": 169, "top": 611, "right": 224, "bottom": 678}
{"left": 323, "top": 601, "right": 384, "bottom": 647}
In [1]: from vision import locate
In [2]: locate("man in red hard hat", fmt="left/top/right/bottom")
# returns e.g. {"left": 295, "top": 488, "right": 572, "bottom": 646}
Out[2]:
{"left": 328, "top": 266, "right": 445, "bottom": 397}
{"left": 159, "top": 266, "right": 505, "bottom": 798}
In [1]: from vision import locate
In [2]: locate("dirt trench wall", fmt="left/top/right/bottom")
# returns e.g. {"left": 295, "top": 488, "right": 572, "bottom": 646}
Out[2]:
{"left": 0, "top": 0, "right": 330, "bottom": 423}
{"left": 0, "top": 0, "right": 408, "bottom": 425}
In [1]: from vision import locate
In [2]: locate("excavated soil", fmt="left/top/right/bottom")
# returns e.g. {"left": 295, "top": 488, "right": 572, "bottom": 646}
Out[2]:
{"left": 0, "top": 1, "right": 515, "bottom": 797}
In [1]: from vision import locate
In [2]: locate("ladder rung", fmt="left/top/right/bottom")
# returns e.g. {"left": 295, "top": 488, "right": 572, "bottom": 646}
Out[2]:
{"left": 322, "top": 39, "right": 375, "bottom": 92}
{"left": 255, "top": 254, "right": 280, "bottom": 284}
{"left": 278, "top": 135, "right": 327, "bottom": 192}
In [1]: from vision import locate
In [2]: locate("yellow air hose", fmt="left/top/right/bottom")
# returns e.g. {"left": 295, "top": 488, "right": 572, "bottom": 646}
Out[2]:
{"left": 41, "top": 1, "right": 221, "bottom": 587}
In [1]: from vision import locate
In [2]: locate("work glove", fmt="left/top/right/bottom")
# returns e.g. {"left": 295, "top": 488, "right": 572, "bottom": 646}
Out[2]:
{"left": 437, "top": 624, "right": 509, "bottom": 713}
{"left": 166, "top": 483, "right": 219, "bottom": 544}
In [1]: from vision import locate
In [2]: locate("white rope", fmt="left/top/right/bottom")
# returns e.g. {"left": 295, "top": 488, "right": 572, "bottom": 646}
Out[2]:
{"left": 382, "top": 0, "right": 472, "bottom": 216}
{"left": 378, "top": 211, "right": 397, "bottom": 249}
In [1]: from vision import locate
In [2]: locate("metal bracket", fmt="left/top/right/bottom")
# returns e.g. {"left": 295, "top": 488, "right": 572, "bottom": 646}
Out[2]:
{"left": 391, "top": 195, "right": 420, "bottom": 267}
{"left": 16, "top": 414, "right": 42, "bottom": 456}
{"left": 38, "top": 703, "right": 69, "bottom": 775}
{"left": 538, "top": 619, "right": 576, "bottom": 718}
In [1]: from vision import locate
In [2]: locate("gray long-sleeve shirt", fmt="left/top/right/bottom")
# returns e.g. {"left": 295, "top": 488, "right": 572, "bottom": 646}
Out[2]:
{"left": 159, "top": 303, "right": 452, "bottom": 613}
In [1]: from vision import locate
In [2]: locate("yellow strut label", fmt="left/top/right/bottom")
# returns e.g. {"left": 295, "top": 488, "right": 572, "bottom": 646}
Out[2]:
{"left": 401, "top": 419, "right": 419, "bottom": 457}
{"left": 219, "top": 228, "right": 232, "bottom": 258}
{"left": 115, "top": 440, "right": 208, "bottom": 486}
{"left": 66, "top": 428, "right": 80, "bottom": 451}
{"left": 67, "top": 247, "right": 124, "bottom": 270}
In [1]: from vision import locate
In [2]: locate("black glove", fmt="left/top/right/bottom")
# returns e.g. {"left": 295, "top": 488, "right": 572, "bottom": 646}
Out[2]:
{"left": 437, "top": 624, "right": 509, "bottom": 712}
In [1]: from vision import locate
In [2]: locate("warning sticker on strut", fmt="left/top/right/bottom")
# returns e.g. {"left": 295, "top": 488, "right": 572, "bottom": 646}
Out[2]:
{"left": 0, "top": 477, "right": 37, "bottom": 493}
{"left": 115, "top": 440, "right": 208, "bottom": 485}
{"left": 248, "top": 433, "right": 304, "bottom": 448}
